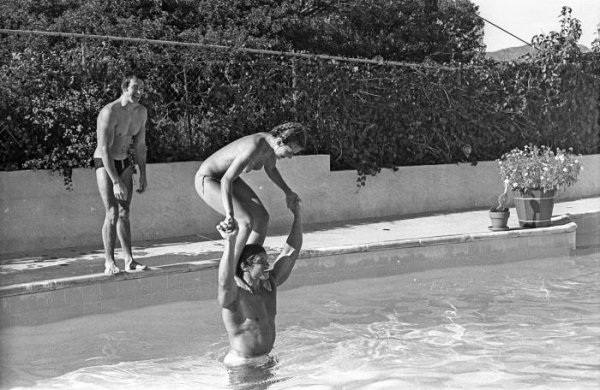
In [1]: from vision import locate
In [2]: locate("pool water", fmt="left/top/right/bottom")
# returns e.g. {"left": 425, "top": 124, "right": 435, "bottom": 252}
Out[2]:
{"left": 1, "top": 252, "right": 599, "bottom": 389}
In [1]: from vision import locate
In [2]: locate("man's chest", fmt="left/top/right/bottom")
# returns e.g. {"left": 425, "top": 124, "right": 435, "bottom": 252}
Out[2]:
{"left": 238, "top": 291, "right": 276, "bottom": 319}
{"left": 114, "top": 112, "right": 142, "bottom": 137}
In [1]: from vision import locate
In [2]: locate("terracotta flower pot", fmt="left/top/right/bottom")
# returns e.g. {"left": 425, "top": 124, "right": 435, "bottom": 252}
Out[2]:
{"left": 489, "top": 209, "right": 510, "bottom": 231}
{"left": 513, "top": 189, "right": 556, "bottom": 228}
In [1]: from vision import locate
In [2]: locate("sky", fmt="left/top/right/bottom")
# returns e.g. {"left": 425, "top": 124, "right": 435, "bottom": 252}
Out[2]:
{"left": 470, "top": 0, "right": 600, "bottom": 51}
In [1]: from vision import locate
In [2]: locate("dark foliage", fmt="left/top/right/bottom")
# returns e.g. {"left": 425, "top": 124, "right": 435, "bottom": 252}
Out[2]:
{"left": 0, "top": 1, "right": 598, "bottom": 188}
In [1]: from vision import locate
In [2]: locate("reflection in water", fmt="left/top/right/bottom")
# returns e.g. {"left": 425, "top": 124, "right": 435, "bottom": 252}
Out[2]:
{"left": 226, "top": 356, "right": 286, "bottom": 390}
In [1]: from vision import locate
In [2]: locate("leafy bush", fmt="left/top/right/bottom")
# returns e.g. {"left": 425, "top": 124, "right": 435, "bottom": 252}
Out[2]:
{"left": 1, "top": 35, "right": 599, "bottom": 188}
{"left": 0, "top": 3, "right": 599, "bottom": 189}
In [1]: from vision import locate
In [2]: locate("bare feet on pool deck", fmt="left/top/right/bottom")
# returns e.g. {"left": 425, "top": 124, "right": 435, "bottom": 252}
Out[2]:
{"left": 124, "top": 260, "right": 148, "bottom": 272}
{"left": 104, "top": 261, "right": 121, "bottom": 275}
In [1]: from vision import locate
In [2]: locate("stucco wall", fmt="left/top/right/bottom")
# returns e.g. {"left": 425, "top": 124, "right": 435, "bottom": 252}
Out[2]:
{"left": 1, "top": 154, "right": 598, "bottom": 255}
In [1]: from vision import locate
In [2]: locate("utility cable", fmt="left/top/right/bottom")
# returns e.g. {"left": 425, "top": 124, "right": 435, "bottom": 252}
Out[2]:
{"left": 476, "top": 15, "right": 538, "bottom": 49}
{"left": 0, "top": 28, "right": 457, "bottom": 70}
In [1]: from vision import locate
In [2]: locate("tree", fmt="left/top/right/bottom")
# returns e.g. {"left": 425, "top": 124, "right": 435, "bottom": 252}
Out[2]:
{"left": 592, "top": 21, "right": 600, "bottom": 53}
{"left": 282, "top": 0, "right": 485, "bottom": 63}
{"left": 1, "top": 0, "right": 484, "bottom": 62}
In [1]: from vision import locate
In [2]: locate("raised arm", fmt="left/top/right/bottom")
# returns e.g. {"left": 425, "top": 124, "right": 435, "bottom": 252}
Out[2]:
{"left": 97, "top": 108, "right": 127, "bottom": 200}
{"left": 271, "top": 199, "right": 303, "bottom": 287}
{"left": 133, "top": 108, "right": 148, "bottom": 193}
{"left": 217, "top": 220, "right": 239, "bottom": 308}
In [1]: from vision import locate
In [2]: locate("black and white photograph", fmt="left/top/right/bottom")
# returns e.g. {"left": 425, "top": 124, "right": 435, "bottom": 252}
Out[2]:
{"left": 1, "top": 0, "right": 599, "bottom": 389}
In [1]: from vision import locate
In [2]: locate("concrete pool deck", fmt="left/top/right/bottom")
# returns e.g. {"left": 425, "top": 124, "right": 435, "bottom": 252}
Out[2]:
{"left": 1, "top": 197, "right": 599, "bottom": 327}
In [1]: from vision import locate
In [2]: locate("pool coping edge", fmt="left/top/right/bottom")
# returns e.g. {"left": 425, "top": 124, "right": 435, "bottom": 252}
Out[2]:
{"left": 0, "top": 220, "right": 579, "bottom": 298}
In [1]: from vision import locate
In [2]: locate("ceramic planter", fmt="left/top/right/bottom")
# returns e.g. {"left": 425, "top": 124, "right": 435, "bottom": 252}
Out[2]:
{"left": 489, "top": 209, "right": 510, "bottom": 231}
{"left": 513, "top": 189, "right": 556, "bottom": 228}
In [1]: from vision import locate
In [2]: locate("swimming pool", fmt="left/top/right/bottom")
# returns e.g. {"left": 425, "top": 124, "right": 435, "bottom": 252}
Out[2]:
{"left": 1, "top": 251, "right": 599, "bottom": 389}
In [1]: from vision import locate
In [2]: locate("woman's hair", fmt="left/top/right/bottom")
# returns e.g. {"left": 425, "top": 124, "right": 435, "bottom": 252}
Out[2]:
{"left": 269, "top": 122, "right": 308, "bottom": 149}
{"left": 121, "top": 75, "right": 143, "bottom": 91}
{"left": 236, "top": 244, "right": 268, "bottom": 277}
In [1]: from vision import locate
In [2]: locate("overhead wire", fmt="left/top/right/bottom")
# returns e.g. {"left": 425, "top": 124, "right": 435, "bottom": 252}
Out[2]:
{"left": 475, "top": 13, "right": 538, "bottom": 50}
{"left": 0, "top": 28, "right": 457, "bottom": 70}
{"left": 0, "top": 7, "right": 545, "bottom": 74}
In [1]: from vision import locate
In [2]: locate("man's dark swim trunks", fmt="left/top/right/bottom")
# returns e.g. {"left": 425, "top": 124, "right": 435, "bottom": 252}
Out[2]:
{"left": 93, "top": 157, "right": 132, "bottom": 176}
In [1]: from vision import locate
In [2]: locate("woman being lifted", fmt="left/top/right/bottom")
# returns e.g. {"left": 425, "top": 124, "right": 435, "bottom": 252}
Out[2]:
{"left": 195, "top": 122, "right": 308, "bottom": 260}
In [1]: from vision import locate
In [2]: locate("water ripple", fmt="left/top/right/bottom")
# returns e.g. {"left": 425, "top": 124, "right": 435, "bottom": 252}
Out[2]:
{"left": 3, "top": 253, "right": 600, "bottom": 389}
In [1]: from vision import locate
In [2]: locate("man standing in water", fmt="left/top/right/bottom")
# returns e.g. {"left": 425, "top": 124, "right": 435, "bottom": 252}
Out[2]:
{"left": 93, "top": 75, "right": 148, "bottom": 274}
{"left": 216, "top": 198, "right": 303, "bottom": 367}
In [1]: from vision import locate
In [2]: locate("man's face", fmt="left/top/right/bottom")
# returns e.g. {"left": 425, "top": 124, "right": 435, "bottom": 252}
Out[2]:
{"left": 247, "top": 253, "right": 270, "bottom": 280}
{"left": 123, "top": 79, "right": 144, "bottom": 103}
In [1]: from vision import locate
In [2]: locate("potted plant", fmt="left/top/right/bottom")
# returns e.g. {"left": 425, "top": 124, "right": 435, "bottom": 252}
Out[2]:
{"left": 489, "top": 187, "right": 510, "bottom": 231}
{"left": 497, "top": 145, "right": 583, "bottom": 228}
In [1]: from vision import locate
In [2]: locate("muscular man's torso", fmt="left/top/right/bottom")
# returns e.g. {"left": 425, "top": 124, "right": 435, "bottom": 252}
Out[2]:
{"left": 222, "top": 282, "right": 278, "bottom": 357}
{"left": 94, "top": 100, "right": 146, "bottom": 160}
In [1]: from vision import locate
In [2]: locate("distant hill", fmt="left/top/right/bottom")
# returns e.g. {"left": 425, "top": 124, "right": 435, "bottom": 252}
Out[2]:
{"left": 486, "top": 44, "right": 591, "bottom": 62}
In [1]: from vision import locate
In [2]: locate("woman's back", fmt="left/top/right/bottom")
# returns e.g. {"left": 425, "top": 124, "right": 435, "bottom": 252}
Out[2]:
{"left": 198, "top": 133, "right": 272, "bottom": 178}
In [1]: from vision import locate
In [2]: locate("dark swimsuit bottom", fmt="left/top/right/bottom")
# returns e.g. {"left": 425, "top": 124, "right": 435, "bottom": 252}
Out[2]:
{"left": 93, "top": 157, "right": 132, "bottom": 176}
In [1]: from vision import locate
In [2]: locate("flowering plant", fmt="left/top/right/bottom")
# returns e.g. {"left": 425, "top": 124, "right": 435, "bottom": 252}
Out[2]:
{"left": 497, "top": 145, "right": 583, "bottom": 193}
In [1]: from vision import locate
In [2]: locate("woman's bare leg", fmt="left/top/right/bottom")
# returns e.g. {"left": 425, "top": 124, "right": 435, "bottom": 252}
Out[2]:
{"left": 195, "top": 174, "right": 269, "bottom": 262}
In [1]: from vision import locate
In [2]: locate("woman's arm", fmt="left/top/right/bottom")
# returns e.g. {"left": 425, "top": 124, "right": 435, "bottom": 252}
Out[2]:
{"left": 264, "top": 157, "right": 292, "bottom": 194}
{"left": 221, "top": 158, "right": 248, "bottom": 220}
{"left": 220, "top": 144, "right": 258, "bottom": 223}
{"left": 264, "top": 156, "right": 299, "bottom": 208}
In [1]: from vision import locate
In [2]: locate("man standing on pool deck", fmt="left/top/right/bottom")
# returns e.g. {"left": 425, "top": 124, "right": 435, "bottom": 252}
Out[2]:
{"left": 195, "top": 122, "right": 307, "bottom": 263}
{"left": 93, "top": 75, "right": 148, "bottom": 274}
{"left": 216, "top": 198, "right": 303, "bottom": 366}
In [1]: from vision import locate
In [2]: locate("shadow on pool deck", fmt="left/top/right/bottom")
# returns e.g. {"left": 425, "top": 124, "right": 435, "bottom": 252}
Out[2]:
{"left": 1, "top": 197, "right": 598, "bottom": 288}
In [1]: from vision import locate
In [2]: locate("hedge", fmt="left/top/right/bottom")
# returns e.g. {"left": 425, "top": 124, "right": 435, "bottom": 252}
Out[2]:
{"left": 1, "top": 33, "right": 599, "bottom": 187}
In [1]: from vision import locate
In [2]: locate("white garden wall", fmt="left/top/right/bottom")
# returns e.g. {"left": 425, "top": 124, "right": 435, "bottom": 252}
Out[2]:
{"left": 1, "top": 154, "right": 598, "bottom": 255}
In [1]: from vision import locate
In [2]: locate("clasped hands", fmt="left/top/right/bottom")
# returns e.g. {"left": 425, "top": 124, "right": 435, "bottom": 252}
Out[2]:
{"left": 217, "top": 217, "right": 238, "bottom": 239}
{"left": 217, "top": 192, "right": 301, "bottom": 238}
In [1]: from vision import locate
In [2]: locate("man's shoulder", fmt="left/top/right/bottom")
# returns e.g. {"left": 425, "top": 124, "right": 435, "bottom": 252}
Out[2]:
{"left": 100, "top": 101, "right": 146, "bottom": 113}
{"left": 99, "top": 100, "right": 118, "bottom": 113}
{"left": 97, "top": 101, "right": 120, "bottom": 124}
{"left": 233, "top": 276, "right": 276, "bottom": 296}
{"left": 134, "top": 103, "right": 148, "bottom": 114}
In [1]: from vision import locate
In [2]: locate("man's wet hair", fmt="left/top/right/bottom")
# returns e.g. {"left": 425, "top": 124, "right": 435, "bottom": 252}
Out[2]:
{"left": 269, "top": 122, "right": 308, "bottom": 149}
{"left": 121, "top": 75, "right": 143, "bottom": 91}
{"left": 237, "top": 244, "right": 268, "bottom": 277}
